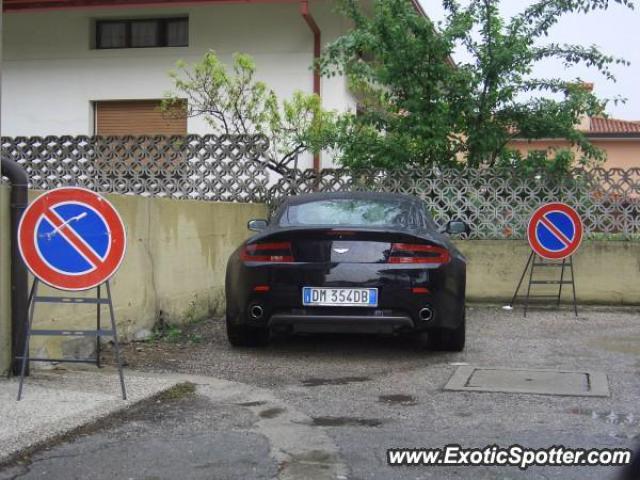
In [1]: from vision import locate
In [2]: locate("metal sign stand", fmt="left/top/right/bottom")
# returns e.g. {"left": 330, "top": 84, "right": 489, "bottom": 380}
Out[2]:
{"left": 507, "top": 251, "right": 578, "bottom": 317}
{"left": 16, "top": 279, "right": 127, "bottom": 401}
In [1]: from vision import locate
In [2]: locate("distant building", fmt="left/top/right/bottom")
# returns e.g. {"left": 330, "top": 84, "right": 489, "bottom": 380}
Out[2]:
{"left": 509, "top": 83, "right": 640, "bottom": 169}
{"left": 510, "top": 115, "right": 640, "bottom": 169}
{"left": 1, "top": 0, "right": 368, "bottom": 170}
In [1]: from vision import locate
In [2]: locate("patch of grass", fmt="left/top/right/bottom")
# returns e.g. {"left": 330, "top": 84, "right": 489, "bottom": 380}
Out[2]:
{"left": 147, "top": 323, "right": 183, "bottom": 343}
{"left": 164, "top": 325, "right": 184, "bottom": 343}
{"left": 187, "top": 333, "right": 204, "bottom": 344}
{"left": 150, "top": 326, "right": 205, "bottom": 344}
{"left": 157, "top": 382, "right": 196, "bottom": 401}
{"left": 147, "top": 304, "right": 209, "bottom": 344}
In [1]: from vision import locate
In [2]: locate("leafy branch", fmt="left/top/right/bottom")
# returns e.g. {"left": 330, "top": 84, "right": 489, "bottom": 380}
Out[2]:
{"left": 321, "top": 0, "right": 635, "bottom": 173}
{"left": 164, "top": 51, "right": 336, "bottom": 175}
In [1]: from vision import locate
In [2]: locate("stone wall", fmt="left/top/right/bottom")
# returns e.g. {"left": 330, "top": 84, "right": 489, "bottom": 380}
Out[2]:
{"left": 2, "top": 192, "right": 639, "bottom": 372}
{"left": 456, "top": 240, "right": 640, "bottom": 305}
{"left": 22, "top": 192, "right": 268, "bottom": 362}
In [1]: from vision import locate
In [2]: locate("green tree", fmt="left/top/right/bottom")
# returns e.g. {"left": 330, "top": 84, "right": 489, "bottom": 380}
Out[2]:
{"left": 164, "top": 51, "right": 335, "bottom": 174}
{"left": 321, "top": 0, "right": 633, "bottom": 171}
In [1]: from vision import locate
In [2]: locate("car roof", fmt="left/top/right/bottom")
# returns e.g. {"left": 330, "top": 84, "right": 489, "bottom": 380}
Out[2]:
{"left": 280, "top": 191, "right": 419, "bottom": 206}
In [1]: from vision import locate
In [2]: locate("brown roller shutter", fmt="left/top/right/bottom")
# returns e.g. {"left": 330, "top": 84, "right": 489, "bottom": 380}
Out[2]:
{"left": 95, "top": 100, "right": 187, "bottom": 136}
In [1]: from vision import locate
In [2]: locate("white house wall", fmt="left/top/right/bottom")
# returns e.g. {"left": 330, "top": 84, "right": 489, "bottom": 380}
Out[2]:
{"left": 2, "top": 1, "right": 356, "bottom": 168}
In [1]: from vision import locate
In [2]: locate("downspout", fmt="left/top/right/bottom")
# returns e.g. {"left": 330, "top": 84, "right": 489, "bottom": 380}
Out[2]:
{"left": 300, "top": 0, "right": 321, "bottom": 172}
{"left": 1, "top": 0, "right": 29, "bottom": 378}
{"left": 1, "top": 158, "right": 29, "bottom": 376}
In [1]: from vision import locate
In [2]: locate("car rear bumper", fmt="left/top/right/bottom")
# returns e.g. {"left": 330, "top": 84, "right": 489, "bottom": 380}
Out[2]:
{"left": 226, "top": 259, "right": 466, "bottom": 333}
{"left": 269, "top": 311, "right": 414, "bottom": 334}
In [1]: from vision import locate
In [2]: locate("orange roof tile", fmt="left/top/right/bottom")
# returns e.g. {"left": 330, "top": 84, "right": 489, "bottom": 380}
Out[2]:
{"left": 589, "top": 117, "right": 640, "bottom": 134}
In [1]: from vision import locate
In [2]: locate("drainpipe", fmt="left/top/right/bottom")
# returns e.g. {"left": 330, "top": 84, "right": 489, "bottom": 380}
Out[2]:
{"left": 300, "top": 0, "right": 321, "bottom": 172}
{"left": 1, "top": 158, "right": 29, "bottom": 376}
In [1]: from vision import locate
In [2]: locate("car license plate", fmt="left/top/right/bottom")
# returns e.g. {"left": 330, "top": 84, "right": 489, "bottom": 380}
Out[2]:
{"left": 302, "top": 287, "right": 378, "bottom": 307}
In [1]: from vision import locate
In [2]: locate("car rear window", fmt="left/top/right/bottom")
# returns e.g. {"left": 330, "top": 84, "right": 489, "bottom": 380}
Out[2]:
{"left": 279, "top": 198, "right": 416, "bottom": 227}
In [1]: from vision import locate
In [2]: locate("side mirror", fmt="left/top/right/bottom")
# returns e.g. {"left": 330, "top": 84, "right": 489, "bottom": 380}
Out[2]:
{"left": 247, "top": 219, "right": 268, "bottom": 232}
{"left": 445, "top": 220, "right": 470, "bottom": 236}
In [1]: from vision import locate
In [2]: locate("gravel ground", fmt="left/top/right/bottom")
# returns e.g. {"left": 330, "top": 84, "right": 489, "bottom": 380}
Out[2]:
{"left": 3, "top": 305, "right": 639, "bottom": 480}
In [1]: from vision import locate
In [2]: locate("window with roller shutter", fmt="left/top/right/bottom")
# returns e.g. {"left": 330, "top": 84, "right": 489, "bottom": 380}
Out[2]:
{"left": 93, "top": 100, "right": 188, "bottom": 180}
{"left": 94, "top": 99, "right": 187, "bottom": 136}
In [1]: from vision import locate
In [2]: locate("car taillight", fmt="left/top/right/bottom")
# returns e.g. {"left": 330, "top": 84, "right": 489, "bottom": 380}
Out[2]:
{"left": 388, "top": 243, "right": 450, "bottom": 264}
{"left": 241, "top": 242, "right": 294, "bottom": 262}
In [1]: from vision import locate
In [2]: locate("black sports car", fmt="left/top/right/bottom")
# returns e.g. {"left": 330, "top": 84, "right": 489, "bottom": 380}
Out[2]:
{"left": 225, "top": 192, "right": 468, "bottom": 351}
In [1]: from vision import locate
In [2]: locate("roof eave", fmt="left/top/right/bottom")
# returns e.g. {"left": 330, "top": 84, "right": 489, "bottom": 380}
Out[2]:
{"left": 586, "top": 133, "right": 640, "bottom": 140}
{"left": 4, "top": 0, "right": 299, "bottom": 12}
{"left": 511, "top": 133, "right": 640, "bottom": 142}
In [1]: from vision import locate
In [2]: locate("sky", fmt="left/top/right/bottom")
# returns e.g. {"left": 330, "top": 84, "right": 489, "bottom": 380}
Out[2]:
{"left": 420, "top": 0, "right": 640, "bottom": 120}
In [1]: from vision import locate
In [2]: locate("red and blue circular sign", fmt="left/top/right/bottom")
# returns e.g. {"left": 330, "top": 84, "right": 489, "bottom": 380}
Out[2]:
{"left": 527, "top": 202, "right": 583, "bottom": 260}
{"left": 18, "top": 187, "right": 127, "bottom": 291}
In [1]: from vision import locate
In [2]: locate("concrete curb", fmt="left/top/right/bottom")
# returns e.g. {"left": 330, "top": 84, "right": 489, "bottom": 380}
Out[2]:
{"left": 0, "top": 369, "right": 183, "bottom": 465}
{"left": 0, "top": 370, "right": 349, "bottom": 480}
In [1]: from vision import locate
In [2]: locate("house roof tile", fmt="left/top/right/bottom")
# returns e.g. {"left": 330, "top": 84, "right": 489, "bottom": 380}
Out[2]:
{"left": 589, "top": 117, "right": 640, "bottom": 134}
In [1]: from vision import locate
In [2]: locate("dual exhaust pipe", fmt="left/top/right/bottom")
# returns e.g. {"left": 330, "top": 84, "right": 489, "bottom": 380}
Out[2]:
{"left": 251, "top": 303, "right": 432, "bottom": 322}
{"left": 418, "top": 306, "right": 433, "bottom": 322}
{"left": 250, "top": 304, "right": 264, "bottom": 320}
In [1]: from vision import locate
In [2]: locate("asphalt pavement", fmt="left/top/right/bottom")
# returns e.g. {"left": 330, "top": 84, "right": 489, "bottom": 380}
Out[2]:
{"left": 1, "top": 305, "right": 639, "bottom": 480}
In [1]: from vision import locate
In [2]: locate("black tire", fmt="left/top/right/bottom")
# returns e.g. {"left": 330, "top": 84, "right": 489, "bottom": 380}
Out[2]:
{"left": 226, "top": 314, "right": 269, "bottom": 347}
{"left": 427, "top": 311, "right": 465, "bottom": 352}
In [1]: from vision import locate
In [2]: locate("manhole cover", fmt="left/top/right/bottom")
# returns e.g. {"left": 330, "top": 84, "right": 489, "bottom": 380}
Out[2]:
{"left": 444, "top": 366, "right": 609, "bottom": 397}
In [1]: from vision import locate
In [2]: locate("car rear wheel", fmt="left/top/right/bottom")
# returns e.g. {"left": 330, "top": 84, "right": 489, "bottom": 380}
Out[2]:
{"left": 226, "top": 314, "right": 269, "bottom": 347}
{"left": 427, "top": 310, "right": 465, "bottom": 352}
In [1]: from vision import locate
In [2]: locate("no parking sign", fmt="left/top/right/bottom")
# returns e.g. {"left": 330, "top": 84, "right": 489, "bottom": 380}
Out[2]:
{"left": 506, "top": 202, "right": 583, "bottom": 315}
{"left": 15, "top": 187, "right": 129, "bottom": 401}
{"left": 527, "top": 202, "right": 583, "bottom": 260}
{"left": 18, "top": 187, "right": 127, "bottom": 291}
